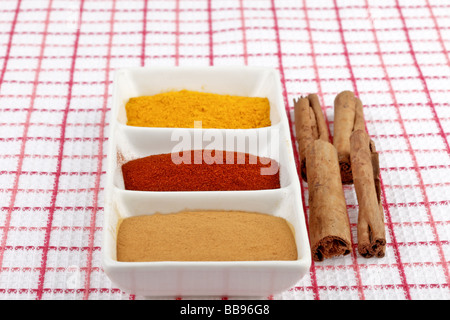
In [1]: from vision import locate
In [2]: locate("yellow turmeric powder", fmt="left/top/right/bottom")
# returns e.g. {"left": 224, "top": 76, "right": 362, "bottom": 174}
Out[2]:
{"left": 125, "top": 90, "right": 271, "bottom": 129}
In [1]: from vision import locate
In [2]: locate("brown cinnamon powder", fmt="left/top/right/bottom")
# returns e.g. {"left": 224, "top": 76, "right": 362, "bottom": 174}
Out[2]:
{"left": 116, "top": 211, "right": 297, "bottom": 262}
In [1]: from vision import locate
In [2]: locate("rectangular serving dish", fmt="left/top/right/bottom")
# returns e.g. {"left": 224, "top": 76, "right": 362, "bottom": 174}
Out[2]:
{"left": 102, "top": 66, "right": 311, "bottom": 297}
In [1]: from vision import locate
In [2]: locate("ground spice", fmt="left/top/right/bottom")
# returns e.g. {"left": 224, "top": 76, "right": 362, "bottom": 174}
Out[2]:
{"left": 125, "top": 90, "right": 271, "bottom": 129}
{"left": 121, "top": 150, "right": 280, "bottom": 191}
{"left": 116, "top": 211, "right": 297, "bottom": 262}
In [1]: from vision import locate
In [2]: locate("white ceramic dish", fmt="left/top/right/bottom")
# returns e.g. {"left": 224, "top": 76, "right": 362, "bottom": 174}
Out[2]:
{"left": 102, "top": 66, "right": 311, "bottom": 297}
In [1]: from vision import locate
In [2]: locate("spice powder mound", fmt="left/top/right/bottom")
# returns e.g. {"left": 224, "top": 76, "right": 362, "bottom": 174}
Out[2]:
{"left": 116, "top": 211, "right": 298, "bottom": 262}
{"left": 125, "top": 90, "right": 272, "bottom": 129}
{"left": 121, "top": 150, "right": 280, "bottom": 192}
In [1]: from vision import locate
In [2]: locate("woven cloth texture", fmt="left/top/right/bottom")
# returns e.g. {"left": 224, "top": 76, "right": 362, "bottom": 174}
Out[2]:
{"left": 0, "top": 0, "right": 449, "bottom": 300}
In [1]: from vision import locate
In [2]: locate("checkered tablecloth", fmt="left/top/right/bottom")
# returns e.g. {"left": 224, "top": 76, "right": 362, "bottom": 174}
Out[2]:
{"left": 0, "top": 0, "right": 449, "bottom": 300}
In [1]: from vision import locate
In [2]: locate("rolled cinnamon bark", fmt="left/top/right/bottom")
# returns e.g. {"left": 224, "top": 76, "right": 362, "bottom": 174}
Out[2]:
{"left": 294, "top": 94, "right": 329, "bottom": 181}
{"left": 294, "top": 97, "right": 314, "bottom": 181}
{"left": 354, "top": 97, "right": 365, "bottom": 132}
{"left": 333, "top": 91, "right": 363, "bottom": 184}
{"left": 309, "top": 94, "right": 329, "bottom": 142}
{"left": 306, "top": 139, "right": 352, "bottom": 261}
{"left": 350, "top": 130, "right": 386, "bottom": 258}
{"left": 370, "top": 139, "right": 381, "bottom": 203}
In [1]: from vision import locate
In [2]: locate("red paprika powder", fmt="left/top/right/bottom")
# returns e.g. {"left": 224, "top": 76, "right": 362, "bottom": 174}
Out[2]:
{"left": 121, "top": 150, "right": 280, "bottom": 191}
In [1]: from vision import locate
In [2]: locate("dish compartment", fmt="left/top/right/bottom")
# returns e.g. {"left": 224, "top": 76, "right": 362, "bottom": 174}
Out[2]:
{"left": 103, "top": 187, "right": 310, "bottom": 297}
{"left": 113, "top": 66, "right": 283, "bottom": 127}
{"left": 112, "top": 124, "right": 292, "bottom": 190}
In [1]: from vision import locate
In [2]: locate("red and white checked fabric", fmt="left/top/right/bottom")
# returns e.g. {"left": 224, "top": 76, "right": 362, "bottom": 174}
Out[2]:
{"left": 0, "top": 0, "right": 449, "bottom": 300}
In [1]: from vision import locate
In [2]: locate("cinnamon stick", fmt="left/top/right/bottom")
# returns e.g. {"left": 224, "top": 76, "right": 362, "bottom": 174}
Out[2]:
{"left": 294, "top": 94, "right": 329, "bottom": 181}
{"left": 306, "top": 139, "right": 352, "bottom": 262}
{"left": 333, "top": 91, "right": 365, "bottom": 184}
{"left": 370, "top": 139, "right": 381, "bottom": 203}
{"left": 350, "top": 130, "right": 386, "bottom": 258}
{"left": 309, "top": 94, "right": 329, "bottom": 142}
